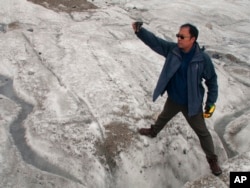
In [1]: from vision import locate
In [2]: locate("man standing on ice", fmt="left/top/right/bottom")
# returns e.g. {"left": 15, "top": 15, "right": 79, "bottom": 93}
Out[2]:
{"left": 132, "top": 22, "right": 222, "bottom": 176}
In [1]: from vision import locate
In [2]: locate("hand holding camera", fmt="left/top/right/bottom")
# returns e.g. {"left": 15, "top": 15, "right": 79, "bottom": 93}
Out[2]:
{"left": 132, "top": 21, "right": 143, "bottom": 33}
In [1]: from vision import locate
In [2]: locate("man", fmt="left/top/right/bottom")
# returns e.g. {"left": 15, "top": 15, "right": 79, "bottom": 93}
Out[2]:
{"left": 132, "top": 22, "right": 222, "bottom": 176}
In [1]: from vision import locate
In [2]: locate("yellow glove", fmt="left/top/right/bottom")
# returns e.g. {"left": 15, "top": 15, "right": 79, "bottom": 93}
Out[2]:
{"left": 203, "top": 104, "right": 216, "bottom": 118}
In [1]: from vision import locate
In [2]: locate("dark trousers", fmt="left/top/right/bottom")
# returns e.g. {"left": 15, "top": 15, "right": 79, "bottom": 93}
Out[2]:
{"left": 152, "top": 98, "right": 216, "bottom": 158}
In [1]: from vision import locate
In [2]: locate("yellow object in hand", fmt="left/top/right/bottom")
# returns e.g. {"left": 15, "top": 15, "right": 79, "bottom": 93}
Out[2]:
{"left": 203, "top": 104, "right": 216, "bottom": 118}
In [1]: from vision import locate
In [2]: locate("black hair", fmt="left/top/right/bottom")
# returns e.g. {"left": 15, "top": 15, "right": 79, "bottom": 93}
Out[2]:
{"left": 180, "top": 23, "right": 199, "bottom": 41}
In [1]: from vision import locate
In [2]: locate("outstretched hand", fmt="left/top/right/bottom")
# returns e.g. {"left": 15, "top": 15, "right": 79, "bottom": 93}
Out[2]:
{"left": 132, "top": 21, "right": 143, "bottom": 33}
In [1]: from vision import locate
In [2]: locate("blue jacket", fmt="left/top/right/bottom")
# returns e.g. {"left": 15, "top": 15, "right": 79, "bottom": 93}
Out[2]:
{"left": 136, "top": 28, "right": 218, "bottom": 116}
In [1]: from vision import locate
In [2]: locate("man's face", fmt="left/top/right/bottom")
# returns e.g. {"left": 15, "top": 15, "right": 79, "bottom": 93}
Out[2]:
{"left": 176, "top": 27, "right": 196, "bottom": 52}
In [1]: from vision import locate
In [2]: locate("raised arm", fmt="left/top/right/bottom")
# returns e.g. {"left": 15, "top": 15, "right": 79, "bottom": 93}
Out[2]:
{"left": 132, "top": 22, "right": 175, "bottom": 57}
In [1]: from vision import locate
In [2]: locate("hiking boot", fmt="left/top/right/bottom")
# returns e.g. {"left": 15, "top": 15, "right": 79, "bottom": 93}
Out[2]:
{"left": 207, "top": 156, "right": 222, "bottom": 176}
{"left": 138, "top": 127, "right": 157, "bottom": 138}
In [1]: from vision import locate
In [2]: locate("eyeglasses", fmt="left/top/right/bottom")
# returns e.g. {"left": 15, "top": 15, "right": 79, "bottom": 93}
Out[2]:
{"left": 176, "top": 34, "right": 190, "bottom": 40}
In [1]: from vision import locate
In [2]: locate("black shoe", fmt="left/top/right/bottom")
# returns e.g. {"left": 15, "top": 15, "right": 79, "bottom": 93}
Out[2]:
{"left": 138, "top": 127, "right": 157, "bottom": 138}
{"left": 207, "top": 156, "right": 222, "bottom": 176}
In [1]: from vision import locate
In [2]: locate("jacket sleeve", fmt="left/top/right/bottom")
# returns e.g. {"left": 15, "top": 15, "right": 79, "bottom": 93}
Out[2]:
{"left": 203, "top": 53, "right": 218, "bottom": 107}
{"left": 136, "top": 28, "right": 174, "bottom": 57}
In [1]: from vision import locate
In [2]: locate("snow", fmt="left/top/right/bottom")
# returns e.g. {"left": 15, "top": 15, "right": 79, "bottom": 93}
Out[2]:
{"left": 0, "top": 0, "right": 250, "bottom": 187}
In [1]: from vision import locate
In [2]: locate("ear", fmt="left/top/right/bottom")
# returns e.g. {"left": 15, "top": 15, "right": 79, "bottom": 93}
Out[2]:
{"left": 191, "top": 37, "right": 196, "bottom": 43}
